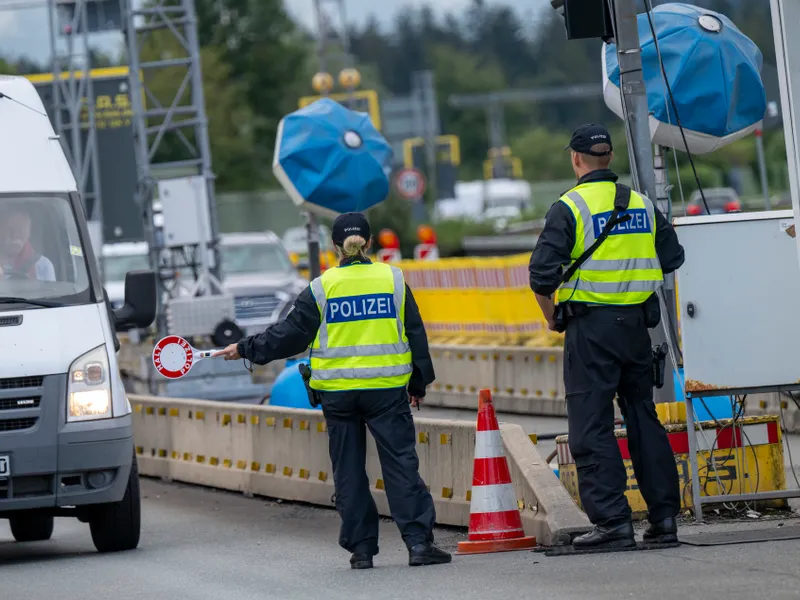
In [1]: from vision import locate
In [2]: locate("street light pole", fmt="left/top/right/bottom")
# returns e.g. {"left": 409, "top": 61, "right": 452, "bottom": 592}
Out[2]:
{"left": 611, "top": 0, "right": 676, "bottom": 403}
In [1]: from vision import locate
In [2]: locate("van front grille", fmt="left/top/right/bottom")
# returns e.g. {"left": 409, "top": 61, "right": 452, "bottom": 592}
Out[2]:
{"left": 0, "top": 417, "right": 38, "bottom": 432}
{"left": 0, "top": 377, "right": 44, "bottom": 390}
{"left": 0, "top": 397, "right": 41, "bottom": 411}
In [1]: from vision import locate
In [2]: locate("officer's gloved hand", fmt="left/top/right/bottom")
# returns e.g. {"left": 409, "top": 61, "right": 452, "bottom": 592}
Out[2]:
{"left": 408, "top": 388, "right": 425, "bottom": 409}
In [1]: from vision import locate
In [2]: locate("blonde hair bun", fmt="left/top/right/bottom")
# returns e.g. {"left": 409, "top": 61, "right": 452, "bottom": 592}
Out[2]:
{"left": 341, "top": 234, "right": 368, "bottom": 258}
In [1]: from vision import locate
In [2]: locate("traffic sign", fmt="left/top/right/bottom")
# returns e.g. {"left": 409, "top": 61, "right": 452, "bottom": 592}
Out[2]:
{"left": 152, "top": 335, "right": 222, "bottom": 379}
{"left": 377, "top": 248, "right": 402, "bottom": 263}
{"left": 395, "top": 168, "right": 426, "bottom": 200}
{"left": 414, "top": 244, "right": 439, "bottom": 261}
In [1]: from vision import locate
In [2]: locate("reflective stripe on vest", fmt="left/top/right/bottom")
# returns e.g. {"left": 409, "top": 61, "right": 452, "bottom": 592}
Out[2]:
{"left": 309, "top": 263, "right": 412, "bottom": 390}
{"left": 557, "top": 184, "right": 663, "bottom": 305}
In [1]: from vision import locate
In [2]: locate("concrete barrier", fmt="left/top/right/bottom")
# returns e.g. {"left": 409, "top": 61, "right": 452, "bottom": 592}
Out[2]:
{"left": 426, "top": 345, "right": 567, "bottom": 417}
{"left": 129, "top": 394, "right": 591, "bottom": 545}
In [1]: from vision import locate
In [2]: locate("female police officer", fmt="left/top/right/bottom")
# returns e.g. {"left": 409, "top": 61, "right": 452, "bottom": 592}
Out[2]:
{"left": 215, "top": 212, "right": 451, "bottom": 570}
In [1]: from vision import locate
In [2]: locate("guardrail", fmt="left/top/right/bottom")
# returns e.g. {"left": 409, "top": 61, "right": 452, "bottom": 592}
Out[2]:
{"left": 129, "top": 395, "right": 591, "bottom": 545}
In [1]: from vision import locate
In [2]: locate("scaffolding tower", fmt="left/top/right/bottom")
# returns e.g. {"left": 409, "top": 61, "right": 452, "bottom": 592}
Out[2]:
{"left": 119, "top": 0, "right": 226, "bottom": 338}
{"left": 46, "top": 0, "right": 103, "bottom": 248}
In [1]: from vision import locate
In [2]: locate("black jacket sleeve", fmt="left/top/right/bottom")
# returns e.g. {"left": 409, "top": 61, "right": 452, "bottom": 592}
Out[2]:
{"left": 237, "top": 287, "right": 320, "bottom": 365}
{"left": 404, "top": 284, "right": 435, "bottom": 398}
{"left": 529, "top": 201, "right": 575, "bottom": 297}
{"left": 653, "top": 207, "right": 685, "bottom": 275}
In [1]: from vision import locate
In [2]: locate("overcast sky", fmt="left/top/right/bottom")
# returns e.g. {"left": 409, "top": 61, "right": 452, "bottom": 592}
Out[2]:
{"left": 0, "top": 0, "right": 545, "bottom": 66}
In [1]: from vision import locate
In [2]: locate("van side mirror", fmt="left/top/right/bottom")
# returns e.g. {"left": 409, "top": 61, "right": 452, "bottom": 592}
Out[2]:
{"left": 114, "top": 270, "right": 157, "bottom": 332}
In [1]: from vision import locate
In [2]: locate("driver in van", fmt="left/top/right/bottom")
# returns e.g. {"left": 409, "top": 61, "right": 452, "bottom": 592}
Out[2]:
{"left": 0, "top": 204, "right": 56, "bottom": 282}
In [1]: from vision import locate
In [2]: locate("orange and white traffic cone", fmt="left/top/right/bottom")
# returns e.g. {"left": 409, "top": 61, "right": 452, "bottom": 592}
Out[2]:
{"left": 457, "top": 389, "right": 538, "bottom": 555}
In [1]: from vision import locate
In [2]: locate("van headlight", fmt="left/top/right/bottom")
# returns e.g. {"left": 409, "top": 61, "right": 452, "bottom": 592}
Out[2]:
{"left": 68, "top": 345, "right": 112, "bottom": 422}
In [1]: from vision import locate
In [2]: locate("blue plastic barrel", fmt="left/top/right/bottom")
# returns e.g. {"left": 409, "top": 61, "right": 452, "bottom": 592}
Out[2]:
{"left": 268, "top": 357, "right": 322, "bottom": 411}
{"left": 673, "top": 367, "right": 733, "bottom": 421}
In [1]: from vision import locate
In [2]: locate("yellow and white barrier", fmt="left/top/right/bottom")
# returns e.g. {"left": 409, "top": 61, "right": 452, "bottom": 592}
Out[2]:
{"left": 399, "top": 255, "right": 562, "bottom": 347}
{"left": 130, "top": 395, "right": 591, "bottom": 545}
{"left": 556, "top": 416, "right": 788, "bottom": 517}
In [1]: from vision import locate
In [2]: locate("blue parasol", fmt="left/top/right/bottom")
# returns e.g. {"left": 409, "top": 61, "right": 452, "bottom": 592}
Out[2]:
{"left": 273, "top": 98, "right": 393, "bottom": 217}
{"left": 602, "top": 3, "right": 766, "bottom": 154}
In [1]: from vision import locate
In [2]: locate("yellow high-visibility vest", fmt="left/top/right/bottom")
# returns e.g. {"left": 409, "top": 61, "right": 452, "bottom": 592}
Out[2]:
{"left": 557, "top": 181, "right": 663, "bottom": 305}
{"left": 309, "top": 262, "right": 412, "bottom": 391}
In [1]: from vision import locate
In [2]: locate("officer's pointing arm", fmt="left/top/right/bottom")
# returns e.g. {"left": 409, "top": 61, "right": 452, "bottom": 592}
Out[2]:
{"left": 404, "top": 284, "right": 435, "bottom": 397}
{"left": 237, "top": 286, "right": 321, "bottom": 366}
{"left": 652, "top": 207, "right": 685, "bottom": 274}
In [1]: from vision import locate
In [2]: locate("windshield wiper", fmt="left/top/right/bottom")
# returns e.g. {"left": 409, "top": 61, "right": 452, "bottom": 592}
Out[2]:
{"left": 0, "top": 297, "right": 63, "bottom": 308}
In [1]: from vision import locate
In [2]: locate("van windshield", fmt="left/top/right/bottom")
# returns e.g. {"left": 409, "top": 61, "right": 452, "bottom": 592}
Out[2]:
{"left": 0, "top": 194, "right": 93, "bottom": 308}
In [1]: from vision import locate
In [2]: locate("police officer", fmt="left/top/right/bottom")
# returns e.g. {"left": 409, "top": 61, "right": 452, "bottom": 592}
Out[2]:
{"left": 215, "top": 212, "right": 452, "bottom": 569}
{"left": 528, "top": 124, "right": 684, "bottom": 549}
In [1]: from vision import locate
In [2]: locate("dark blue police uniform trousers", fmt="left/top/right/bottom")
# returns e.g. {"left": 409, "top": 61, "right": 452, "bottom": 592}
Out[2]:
{"left": 320, "top": 387, "right": 436, "bottom": 555}
{"left": 564, "top": 304, "right": 680, "bottom": 527}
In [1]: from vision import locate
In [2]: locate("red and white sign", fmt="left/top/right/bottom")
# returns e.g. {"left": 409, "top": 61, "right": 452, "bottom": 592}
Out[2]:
{"left": 152, "top": 335, "right": 220, "bottom": 379}
{"left": 377, "top": 248, "right": 402, "bottom": 263}
{"left": 413, "top": 243, "right": 439, "bottom": 261}
{"left": 556, "top": 420, "right": 780, "bottom": 466}
{"left": 394, "top": 168, "right": 426, "bottom": 200}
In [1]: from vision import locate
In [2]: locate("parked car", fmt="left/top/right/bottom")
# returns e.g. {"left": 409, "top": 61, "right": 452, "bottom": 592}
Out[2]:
{"left": 685, "top": 187, "right": 742, "bottom": 216}
{"left": 101, "top": 242, "right": 152, "bottom": 310}
{"left": 101, "top": 231, "right": 308, "bottom": 337}
{"left": 219, "top": 232, "right": 309, "bottom": 336}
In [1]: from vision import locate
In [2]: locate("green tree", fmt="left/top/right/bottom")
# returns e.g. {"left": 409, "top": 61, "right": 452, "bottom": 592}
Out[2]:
{"left": 140, "top": 31, "right": 257, "bottom": 191}
{"left": 194, "top": 0, "right": 309, "bottom": 180}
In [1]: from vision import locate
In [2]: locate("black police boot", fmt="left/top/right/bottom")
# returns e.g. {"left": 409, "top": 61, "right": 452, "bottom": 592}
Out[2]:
{"left": 643, "top": 517, "right": 678, "bottom": 544}
{"left": 350, "top": 553, "right": 374, "bottom": 570}
{"left": 408, "top": 542, "right": 452, "bottom": 567}
{"left": 572, "top": 522, "right": 636, "bottom": 549}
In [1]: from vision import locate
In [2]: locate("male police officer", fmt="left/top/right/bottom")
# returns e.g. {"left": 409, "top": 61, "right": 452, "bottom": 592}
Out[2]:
{"left": 215, "top": 212, "right": 451, "bottom": 569}
{"left": 529, "top": 124, "right": 684, "bottom": 549}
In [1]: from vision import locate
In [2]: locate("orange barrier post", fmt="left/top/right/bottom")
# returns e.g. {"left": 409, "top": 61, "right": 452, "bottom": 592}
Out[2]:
{"left": 457, "top": 389, "right": 538, "bottom": 555}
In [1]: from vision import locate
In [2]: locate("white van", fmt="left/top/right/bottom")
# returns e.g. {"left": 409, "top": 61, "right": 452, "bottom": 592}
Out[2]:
{"left": 0, "top": 76, "right": 156, "bottom": 551}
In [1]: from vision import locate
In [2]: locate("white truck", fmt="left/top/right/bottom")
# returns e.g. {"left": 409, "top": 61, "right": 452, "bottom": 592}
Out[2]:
{"left": 0, "top": 76, "right": 156, "bottom": 551}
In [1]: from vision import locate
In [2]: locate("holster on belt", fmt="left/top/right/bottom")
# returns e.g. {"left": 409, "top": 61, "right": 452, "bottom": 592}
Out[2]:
{"left": 652, "top": 342, "right": 668, "bottom": 389}
{"left": 553, "top": 302, "right": 589, "bottom": 333}
{"left": 298, "top": 363, "right": 322, "bottom": 408}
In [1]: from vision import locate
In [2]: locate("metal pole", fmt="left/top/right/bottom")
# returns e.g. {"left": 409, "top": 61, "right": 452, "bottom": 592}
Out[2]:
{"left": 685, "top": 396, "right": 704, "bottom": 521}
{"left": 654, "top": 144, "right": 679, "bottom": 377}
{"left": 487, "top": 103, "right": 506, "bottom": 178}
{"left": 613, "top": 0, "right": 657, "bottom": 202}
{"left": 755, "top": 128, "right": 771, "bottom": 210}
{"left": 612, "top": 0, "right": 674, "bottom": 403}
{"left": 185, "top": 0, "right": 221, "bottom": 284}
{"left": 417, "top": 70, "right": 438, "bottom": 210}
{"left": 307, "top": 0, "right": 327, "bottom": 280}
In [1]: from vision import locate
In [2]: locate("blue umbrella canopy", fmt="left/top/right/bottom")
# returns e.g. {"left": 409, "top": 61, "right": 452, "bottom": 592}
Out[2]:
{"left": 273, "top": 98, "right": 393, "bottom": 217}
{"left": 602, "top": 3, "right": 766, "bottom": 154}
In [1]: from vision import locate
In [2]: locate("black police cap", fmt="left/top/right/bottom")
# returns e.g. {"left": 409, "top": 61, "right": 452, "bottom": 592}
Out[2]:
{"left": 331, "top": 212, "right": 372, "bottom": 246}
{"left": 564, "top": 124, "right": 613, "bottom": 156}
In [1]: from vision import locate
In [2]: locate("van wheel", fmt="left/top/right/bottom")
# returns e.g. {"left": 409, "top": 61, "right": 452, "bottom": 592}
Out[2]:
{"left": 89, "top": 455, "right": 141, "bottom": 553}
{"left": 9, "top": 515, "right": 54, "bottom": 542}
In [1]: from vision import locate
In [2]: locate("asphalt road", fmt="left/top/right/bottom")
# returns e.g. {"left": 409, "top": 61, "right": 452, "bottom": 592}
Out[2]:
{"left": 3, "top": 478, "right": 800, "bottom": 600}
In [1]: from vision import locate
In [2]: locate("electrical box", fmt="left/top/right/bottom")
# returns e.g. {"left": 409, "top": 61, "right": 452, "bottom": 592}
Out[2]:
{"left": 158, "top": 176, "right": 212, "bottom": 248}
{"left": 551, "top": 0, "right": 614, "bottom": 41}
{"left": 674, "top": 210, "right": 800, "bottom": 396}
